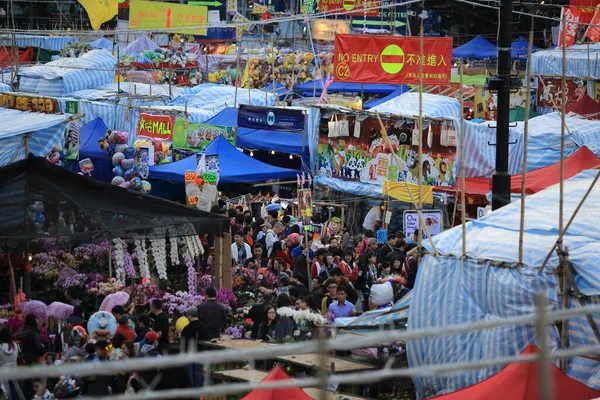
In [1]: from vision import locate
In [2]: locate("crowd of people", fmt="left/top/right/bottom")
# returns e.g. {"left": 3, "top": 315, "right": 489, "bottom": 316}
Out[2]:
{"left": 0, "top": 203, "right": 419, "bottom": 400}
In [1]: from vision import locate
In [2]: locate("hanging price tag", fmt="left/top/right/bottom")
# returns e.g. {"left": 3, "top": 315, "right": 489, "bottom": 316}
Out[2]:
{"left": 184, "top": 171, "right": 197, "bottom": 183}
{"left": 203, "top": 171, "right": 217, "bottom": 183}
{"left": 188, "top": 195, "right": 199, "bottom": 206}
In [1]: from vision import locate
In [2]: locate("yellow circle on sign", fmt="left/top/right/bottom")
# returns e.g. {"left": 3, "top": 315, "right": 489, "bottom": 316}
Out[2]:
{"left": 380, "top": 44, "right": 405, "bottom": 74}
{"left": 343, "top": 0, "right": 355, "bottom": 11}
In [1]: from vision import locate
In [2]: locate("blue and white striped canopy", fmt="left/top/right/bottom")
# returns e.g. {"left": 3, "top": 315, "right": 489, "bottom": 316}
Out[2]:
{"left": 169, "top": 84, "right": 276, "bottom": 113}
{"left": 19, "top": 50, "right": 116, "bottom": 97}
{"left": 459, "top": 113, "right": 600, "bottom": 178}
{"left": 530, "top": 43, "right": 600, "bottom": 80}
{"left": 349, "top": 291, "right": 413, "bottom": 327}
{"left": 369, "top": 92, "right": 461, "bottom": 120}
{"left": 0, "top": 108, "right": 70, "bottom": 167}
{"left": 0, "top": 34, "right": 77, "bottom": 51}
{"left": 408, "top": 170, "right": 600, "bottom": 396}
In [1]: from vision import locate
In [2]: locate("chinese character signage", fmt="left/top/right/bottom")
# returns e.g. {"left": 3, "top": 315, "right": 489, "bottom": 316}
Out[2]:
{"left": 312, "top": 19, "right": 350, "bottom": 41}
{"left": 570, "top": 0, "right": 600, "bottom": 24}
{"left": 137, "top": 113, "right": 174, "bottom": 140}
{"left": 238, "top": 105, "right": 305, "bottom": 133}
{"left": 129, "top": 0, "right": 208, "bottom": 35}
{"left": 172, "top": 118, "right": 234, "bottom": 151}
{"left": 333, "top": 35, "right": 452, "bottom": 84}
{"left": 558, "top": 7, "right": 582, "bottom": 47}
{"left": 537, "top": 78, "right": 587, "bottom": 109}
{"left": 585, "top": 5, "right": 600, "bottom": 41}
{"left": 317, "top": 116, "right": 456, "bottom": 187}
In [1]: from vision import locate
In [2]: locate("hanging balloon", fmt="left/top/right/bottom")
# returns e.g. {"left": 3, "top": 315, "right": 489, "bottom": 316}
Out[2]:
{"left": 124, "top": 168, "right": 136, "bottom": 181}
{"left": 115, "top": 144, "right": 128, "bottom": 154}
{"left": 112, "top": 152, "right": 125, "bottom": 167}
{"left": 113, "top": 166, "right": 124, "bottom": 177}
{"left": 107, "top": 144, "right": 116, "bottom": 157}
{"left": 119, "top": 181, "right": 131, "bottom": 189}
{"left": 124, "top": 146, "right": 136, "bottom": 159}
{"left": 175, "top": 317, "right": 190, "bottom": 333}
{"left": 111, "top": 176, "right": 125, "bottom": 186}
{"left": 121, "top": 158, "right": 134, "bottom": 170}
{"left": 129, "top": 177, "right": 142, "bottom": 191}
{"left": 265, "top": 203, "right": 282, "bottom": 213}
{"left": 140, "top": 180, "right": 152, "bottom": 193}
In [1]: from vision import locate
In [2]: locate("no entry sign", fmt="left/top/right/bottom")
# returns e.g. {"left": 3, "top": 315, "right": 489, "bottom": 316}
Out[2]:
{"left": 333, "top": 35, "right": 453, "bottom": 85}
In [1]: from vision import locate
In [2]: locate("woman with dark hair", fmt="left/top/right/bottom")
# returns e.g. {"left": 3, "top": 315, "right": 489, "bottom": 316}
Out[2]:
{"left": 16, "top": 314, "right": 46, "bottom": 365}
{"left": 271, "top": 241, "right": 294, "bottom": 269}
{"left": 257, "top": 305, "right": 294, "bottom": 341}
{"left": 0, "top": 327, "right": 19, "bottom": 400}
{"left": 276, "top": 293, "right": 292, "bottom": 308}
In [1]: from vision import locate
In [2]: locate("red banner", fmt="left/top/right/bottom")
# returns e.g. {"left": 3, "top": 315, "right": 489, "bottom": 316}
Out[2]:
{"left": 137, "top": 113, "right": 174, "bottom": 140}
{"left": 586, "top": 6, "right": 600, "bottom": 41}
{"left": 317, "top": 0, "right": 379, "bottom": 16}
{"left": 333, "top": 35, "right": 452, "bottom": 85}
{"left": 558, "top": 7, "right": 582, "bottom": 47}
{"left": 537, "top": 78, "right": 587, "bottom": 109}
{"left": 570, "top": 0, "right": 600, "bottom": 24}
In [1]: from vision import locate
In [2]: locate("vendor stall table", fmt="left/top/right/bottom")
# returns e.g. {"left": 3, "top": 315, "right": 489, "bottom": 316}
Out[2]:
{"left": 199, "top": 338, "right": 275, "bottom": 350}
{"left": 212, "top": 369, "right": 371, "bottom": 400}
{"left": 275, "top": 353, "right": 376, "bottom": 373}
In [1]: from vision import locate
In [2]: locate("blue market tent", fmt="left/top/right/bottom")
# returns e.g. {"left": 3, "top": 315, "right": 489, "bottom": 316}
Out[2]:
{"left": 452, "top": 35, "right": 497, "bottom": 59}
{"left": 294, "top": 80, "right": 403, "bottom": 95}
{"left": 149, "top": 135, "right": 300, "bottom": 183}
{"left": 204, "top": 107, "right": 309, "bottom": 157}
{"left": 511, "top": 36, "right": 539, "bottom": 59}
{"left": 262, "top": 81, "right": 290, "bottom": 100}
{"left": 65, "top": 117, "right": 114, "bottom": 182}
{"left": 408, "top": 170, "right": 600, "bottom": 396}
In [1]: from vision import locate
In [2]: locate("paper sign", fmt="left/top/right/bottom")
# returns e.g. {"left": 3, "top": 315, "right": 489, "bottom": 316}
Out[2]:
{"left": 403, "top": 210, "right": 443, "bottom": 241}
{"left": 185, "top": 171, "right": 197, "bottom": 183}
{"left": 129, "top": 0, "right": 208, "bottom": 35}
{"left": 137, "top": 113, "right": 174, "bottom": 140}
{"left": 377, "top": 229, "right": 387, "bottom": 243}
{"left": 312, "top": 19, "right": 350, "bottom": 41}
{"left": 64, "top": 119, "right": 80, "bottom": 161}
{"left": 138, "top": 146, "right": 151, "bottom": 179}
{"left": 205, "top": 154, "right": 220, "bottom": 184}
{"left": 203, "top": 171, "right": 217, "bottom": 183}
{"left": 586, "top": 6, "right": 600, "bottom": 42}
{"left": 208, "top": 10, "right": 221, "bottom": 25}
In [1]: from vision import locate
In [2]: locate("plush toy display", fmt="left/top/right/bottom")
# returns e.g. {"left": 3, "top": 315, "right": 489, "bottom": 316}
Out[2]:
{"left": 100, "top": 130, "right": 152, "bottom": 193}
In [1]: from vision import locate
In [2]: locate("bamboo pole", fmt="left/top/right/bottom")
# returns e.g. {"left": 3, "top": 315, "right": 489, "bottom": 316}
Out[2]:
{"left": 559, "top": 13, "right": 568, "bottom": 372}
{"left": 459, "top": 61, "right": 466, "bottom": 257}
{"left": 518, "top": 29, "right": 534, "bottom": 266}
{"left": 417, "top": 22, "right": 424, "bottom": 253}
{"left": 234, "top": 45, "right": 240, "bottom": 108}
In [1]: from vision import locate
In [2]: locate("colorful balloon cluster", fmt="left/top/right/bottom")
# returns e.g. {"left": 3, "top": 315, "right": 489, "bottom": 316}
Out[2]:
{"left": 99, "top": 130, "right": 152, "bottom": 193}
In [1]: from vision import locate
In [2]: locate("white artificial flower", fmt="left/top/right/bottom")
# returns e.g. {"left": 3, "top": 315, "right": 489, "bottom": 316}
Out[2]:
{"left": 112, "top": 238, "right": 126, "bottom": 283}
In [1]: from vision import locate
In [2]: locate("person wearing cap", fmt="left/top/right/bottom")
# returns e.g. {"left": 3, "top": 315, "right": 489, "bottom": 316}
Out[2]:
{"left": 140, "top": 331, "right": 160, "bottom": 357}
{"left": 257, "top": 222, "right": 271, "bottom": 242}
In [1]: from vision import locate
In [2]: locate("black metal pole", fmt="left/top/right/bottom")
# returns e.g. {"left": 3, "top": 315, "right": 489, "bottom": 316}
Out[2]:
{"left": 492, "top": 0, "right": 512, "bottom": 210}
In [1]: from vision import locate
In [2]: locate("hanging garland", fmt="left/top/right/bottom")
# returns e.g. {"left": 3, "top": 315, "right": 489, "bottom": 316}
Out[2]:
{"left": 183, "top": 252, "right": 196, "bottom": 295}
{"left": 150, "top": 227, "right": 168, "bottom": 280}
{"left": 180, "top": 223, "right": 203, "bottom": 259}
{"left": 134, "top": 235, "right": 151, "bottom": 280}
{"left": 112, "top": 239, "right": 126, "bottom": 283}
{"left": 168, "top": 226, "right": 179, "bottom": 265}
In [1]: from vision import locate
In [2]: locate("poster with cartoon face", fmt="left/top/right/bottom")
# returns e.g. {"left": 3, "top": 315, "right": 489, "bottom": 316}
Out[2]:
{"left": 317, "top": 116, "right": 456, "bottom": 187}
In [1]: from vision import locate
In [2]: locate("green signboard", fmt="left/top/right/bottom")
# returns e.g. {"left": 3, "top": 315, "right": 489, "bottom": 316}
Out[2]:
{"left": 65, "top": 100, "right": 79, "bottom": 114}
{"left": 172, "top": 118, "right": 234, "bottom": 151}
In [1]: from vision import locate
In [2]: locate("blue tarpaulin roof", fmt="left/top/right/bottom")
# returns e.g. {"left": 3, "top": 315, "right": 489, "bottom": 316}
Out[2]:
{"left": 452, "top": 35, "right": 497, "bottom": 60}
{"left": 149, "top": 135, "right": 300, "bottom": 183}
{"left": 79, "top": 117, "right": 108, "bottom": 159}
{"left": 204, "top": 107, "right": 308, "bottom": 156}
{"left": 294, "top": 80, "right": 403, "bottom": 95}
{"left": 363, "top": 86, "right": 406, "bottom": 109}
{"left": 511, "top": 36, "right": 539, "bottom": 58}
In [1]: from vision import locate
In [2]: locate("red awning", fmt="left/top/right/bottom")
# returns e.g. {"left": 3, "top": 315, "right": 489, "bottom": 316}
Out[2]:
{"left": 428, "top": 344, "right": 600, "bottom": 400}
{"left": 566, "top": 94, "right": 600, "bottom": 120}
{"left": 0, "top": 47, "right": 34, "bottom": 68}
{"left": 241, "top": 366, "right": 313, "bottom": 400}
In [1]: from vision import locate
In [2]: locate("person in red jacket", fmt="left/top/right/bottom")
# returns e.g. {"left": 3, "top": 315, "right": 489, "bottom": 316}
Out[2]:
{"left": 310, "top": 248, "right": 329, "bottom": 278}
{"left": 115, "top": 315, "right": 136, "bottom": 342}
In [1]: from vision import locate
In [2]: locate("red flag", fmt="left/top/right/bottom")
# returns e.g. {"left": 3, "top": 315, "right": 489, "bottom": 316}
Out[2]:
{"left": 558, "top": 7, "right": 582, "bottom": 47}
{"left": 585, "top": 6, "right": 600, "bottom": 41}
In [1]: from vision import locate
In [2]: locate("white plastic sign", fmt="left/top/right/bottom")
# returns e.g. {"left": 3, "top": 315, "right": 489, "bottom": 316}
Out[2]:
{"left": 403, "top": 210, "right": 443, "bottom": 241}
